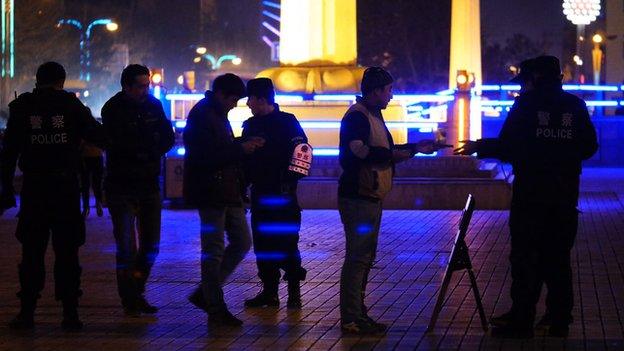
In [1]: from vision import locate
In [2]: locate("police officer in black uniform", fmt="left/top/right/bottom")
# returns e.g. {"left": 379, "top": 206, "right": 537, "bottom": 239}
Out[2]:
{"left": 242, "top": 78, "right": 311, "bottom": 309}
{"left": 0, "top": 62, "right": 106, "bottom": 330}
{"left": 455, "top": 56, "right": 598, "bottom": 338}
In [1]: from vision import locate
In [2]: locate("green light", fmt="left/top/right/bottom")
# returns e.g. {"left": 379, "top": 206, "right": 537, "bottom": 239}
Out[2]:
{"left": 1, "top": 0, "right": 13, "bottom": 78}
{"left": 2, "top": 0, "right": 6, "bottom": 77}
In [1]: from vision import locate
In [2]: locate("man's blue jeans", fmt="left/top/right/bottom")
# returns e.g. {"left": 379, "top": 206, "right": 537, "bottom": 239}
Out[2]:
{"left": 108, "top": 191, "right": 162, "bottom": 306}
{"left": 338, "top": 197, "right": 383, "bottom": 323}
{"left": 195, "top": 206, "right": 251, "bottom": 312}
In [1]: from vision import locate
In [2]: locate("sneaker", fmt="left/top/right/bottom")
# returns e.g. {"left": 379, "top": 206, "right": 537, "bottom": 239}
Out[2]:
{"left": 208, "top": 308, "right": 243, "bottom": 327}
{"left": 548, "top": 324, "right": 569, "bottom": 338}
{"left": 8, "top": 313, "right": 34, "bottom": 330}
{"left": 188, "top": 289, "right": 208, "bottom": 313}
{"left": 341, "top": 320, "right": 382, "bottom": 335}
{"left": 491, "top": 325, "right": 534, "bottom": 339}
{"left": 136, "top": 296, "right": 158, "bottom": 314}
{"left": 490, "top": 310, "right": 514, "bottom": 327}
{"left": 244, "top": 291, "right": 279, "bottom": 308}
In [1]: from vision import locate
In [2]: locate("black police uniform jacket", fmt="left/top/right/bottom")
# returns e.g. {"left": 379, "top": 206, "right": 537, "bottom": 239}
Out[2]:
{"left": 241, "top": 105, "right": 308, "bottom": 206}
{"left": 101, "top": 92, "right": 174, "bottom": 195}
{"left": 477, "top": 85, "right": 598, "bottom": 207}
{"left": 183, "top": 91, "right": 247, "bottom": 208}
{"left": 0, "top": 88, "right": 106, "bottom": 239}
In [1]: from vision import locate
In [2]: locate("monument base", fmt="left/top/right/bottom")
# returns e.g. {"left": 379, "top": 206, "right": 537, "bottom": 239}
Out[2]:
{"left": 256, "top": 65, "right": 366, "bottom": 94}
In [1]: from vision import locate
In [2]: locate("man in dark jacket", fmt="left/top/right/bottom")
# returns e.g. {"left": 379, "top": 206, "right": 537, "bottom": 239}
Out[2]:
{"left": 456, "top": 56, "right": 598, "bottom": 338}
{"left": 338, "top": 67, "right": 438, "bottom": 335}
{"left": 184, "top": 73, "right": 263, "bottom": 326}
{"left": 242, "top": 78, "right": 311, "bottom": 310}
{"left": 101, "top": 64, "right": 174, "bottom": 316}
{"left": 0, "top": 62, "right": 106, "bottom": 330}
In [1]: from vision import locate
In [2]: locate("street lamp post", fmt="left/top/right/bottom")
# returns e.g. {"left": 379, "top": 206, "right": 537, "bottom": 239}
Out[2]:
{"left": 57, "top": 18, "right": 118, "bottom": 81}
{"left": 562, "top": 0, "right": 601, "bottom": 82}
{"left": 193, "top": 53, "right": 242, "bottom": 70}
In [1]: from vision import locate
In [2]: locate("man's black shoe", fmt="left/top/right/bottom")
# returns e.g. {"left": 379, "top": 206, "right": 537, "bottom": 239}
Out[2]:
{"left": 244, "top": 291, "right": 279, "bottom": 308}
{"left": 61, "top": 316, "right": 83, "bottom": 331}
{"left": 137, "top": 296, "right": 158, "bottom": 314}
{"left": 287, "top": 281, "right": 302, "bottom": 309}
{"left": 62, "top": 303, "right": 83, "bottom": 331}
{"left": 8, "top": 313, "right": 34, "bottom": 330}
{"left": 208, "top": 309, "right": 243, "bottom": 327}
{"left": 341, "top": 319, "right": 382, "bottom": 335}
{"left": 363, "top": 315, "right": 387, "bottom": 333}
{"left": 548, "top": 324, "right": 569, "bottom": 338}
{"left": 535, "top": 313, "right": 552, "bottom": 328}
{"left": 188, "top": 289, "right": 209, "bottom": 313}
{"left": 491, "top": 325, "right": 534, "bottom": 339}
{"left": 490, "top": 310, "right": 514, "bottom": 327}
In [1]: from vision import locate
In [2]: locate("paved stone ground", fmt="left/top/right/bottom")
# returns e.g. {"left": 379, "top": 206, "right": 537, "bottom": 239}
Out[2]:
{"left": 0, "top": 169, "right": 623, "bottom": 350}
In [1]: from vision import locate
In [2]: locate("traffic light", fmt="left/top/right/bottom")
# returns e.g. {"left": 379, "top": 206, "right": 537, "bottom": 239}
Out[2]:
{"left": 150, "top": 68, "right": 164, "bottom": 86}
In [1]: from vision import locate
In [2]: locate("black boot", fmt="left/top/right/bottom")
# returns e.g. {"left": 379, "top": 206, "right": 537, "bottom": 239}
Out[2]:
{"left": 208, "top": 307, "right": 243, "bottom": 327}
{"left": 244, "top": 283, "right": 279, "bottom": 308}
{"left": 9, "top": 299, "right": 36, "bottom": 330}
{"left": 287, "top": 280, "right": 302, "bottom": 309}
{"left": 61, "top": 300, "right": 83, "bottom": 331}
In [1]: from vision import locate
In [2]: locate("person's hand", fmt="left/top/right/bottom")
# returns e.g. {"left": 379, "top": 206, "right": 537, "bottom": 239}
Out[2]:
{"left": 416, "top": 139, "right": 437, "bottom": 154}
{"left": 241, "top": 137, "right": 265, "bottom": 154}
{"left": 392, "top": 149, "right": 412, "bottom": 162}
{"left": 454, "top": 140, "right": 478, "bottom": 156}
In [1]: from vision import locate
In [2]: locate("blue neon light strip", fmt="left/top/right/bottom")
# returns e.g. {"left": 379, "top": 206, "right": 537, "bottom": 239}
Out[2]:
{"left": 586, "top": 101, "right": 619, "bottom": 107}
{"left": 173, "top": 120, "right": 438, "bottom": 130}
{"left": 312, "top": 94, "right": 454, "bottom": 103}
{"left": 482, "top": 100, "right": 622, "bottom": 107}
{"left": 262, "top": 1, "right": 280, "bottom": 9}
{"left": 481, "top": 100, "right": 514, "bottom": 106}
{"left": 262, "top": 10, "right": 281, "bottom": 22}
{"left": 481, "top": 84, "right": 621, "bottom": 92}
{"left": 165, "top": 94, "right": 304, "bottom": 103}
{"left": 262, "top": 21, "right": 280, "bottom": 36}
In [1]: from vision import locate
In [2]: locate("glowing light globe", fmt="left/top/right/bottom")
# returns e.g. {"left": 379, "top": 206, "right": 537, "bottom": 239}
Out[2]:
{"left": 562, "top": 0, "right": 601, "bottom": 25}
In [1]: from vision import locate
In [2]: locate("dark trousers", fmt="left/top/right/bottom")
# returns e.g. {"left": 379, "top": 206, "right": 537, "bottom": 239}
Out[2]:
{"left": 80, "top": 156, "right": 104, "bottom": 208}
{"left": 509, "top": 203, "right": 578, "bottom": 328}
{"left": 16, "top": 176, "right": 85, "bottom": 302}
{"left": 250, "top": 194, "right": 306, "bottom": 288}
{"left": 338, "top": 197, "right": 382, "bottom": 323}
{"left": 193, "top": 206, "right": 251, "bottom": 312}
{"left": 107, "top": 191, "right": 161, "bottom": 305}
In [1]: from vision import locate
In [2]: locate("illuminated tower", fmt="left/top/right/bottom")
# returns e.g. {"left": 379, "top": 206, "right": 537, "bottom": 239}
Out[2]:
{"left": 257, "top": 0, "right": 364, "bottom": 94}
{"left": 448, "top": 0, "right": 482, "bottom": 89}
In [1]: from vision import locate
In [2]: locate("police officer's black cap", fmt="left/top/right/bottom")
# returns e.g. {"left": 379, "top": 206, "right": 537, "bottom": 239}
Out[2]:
{"left": 532, "top": 55, "right": 562, "bottom": 80}
{"left": 510, "top": 59, "right": 536, "bottom": 84}
{"left": 361, "top": 67, "right": 393, "bottom": 95}
{"left": 246, "top": 78, "right": 275, "bottom": 101}
{"left": 36, "top": 62, "right": 66, "bottom": 86}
